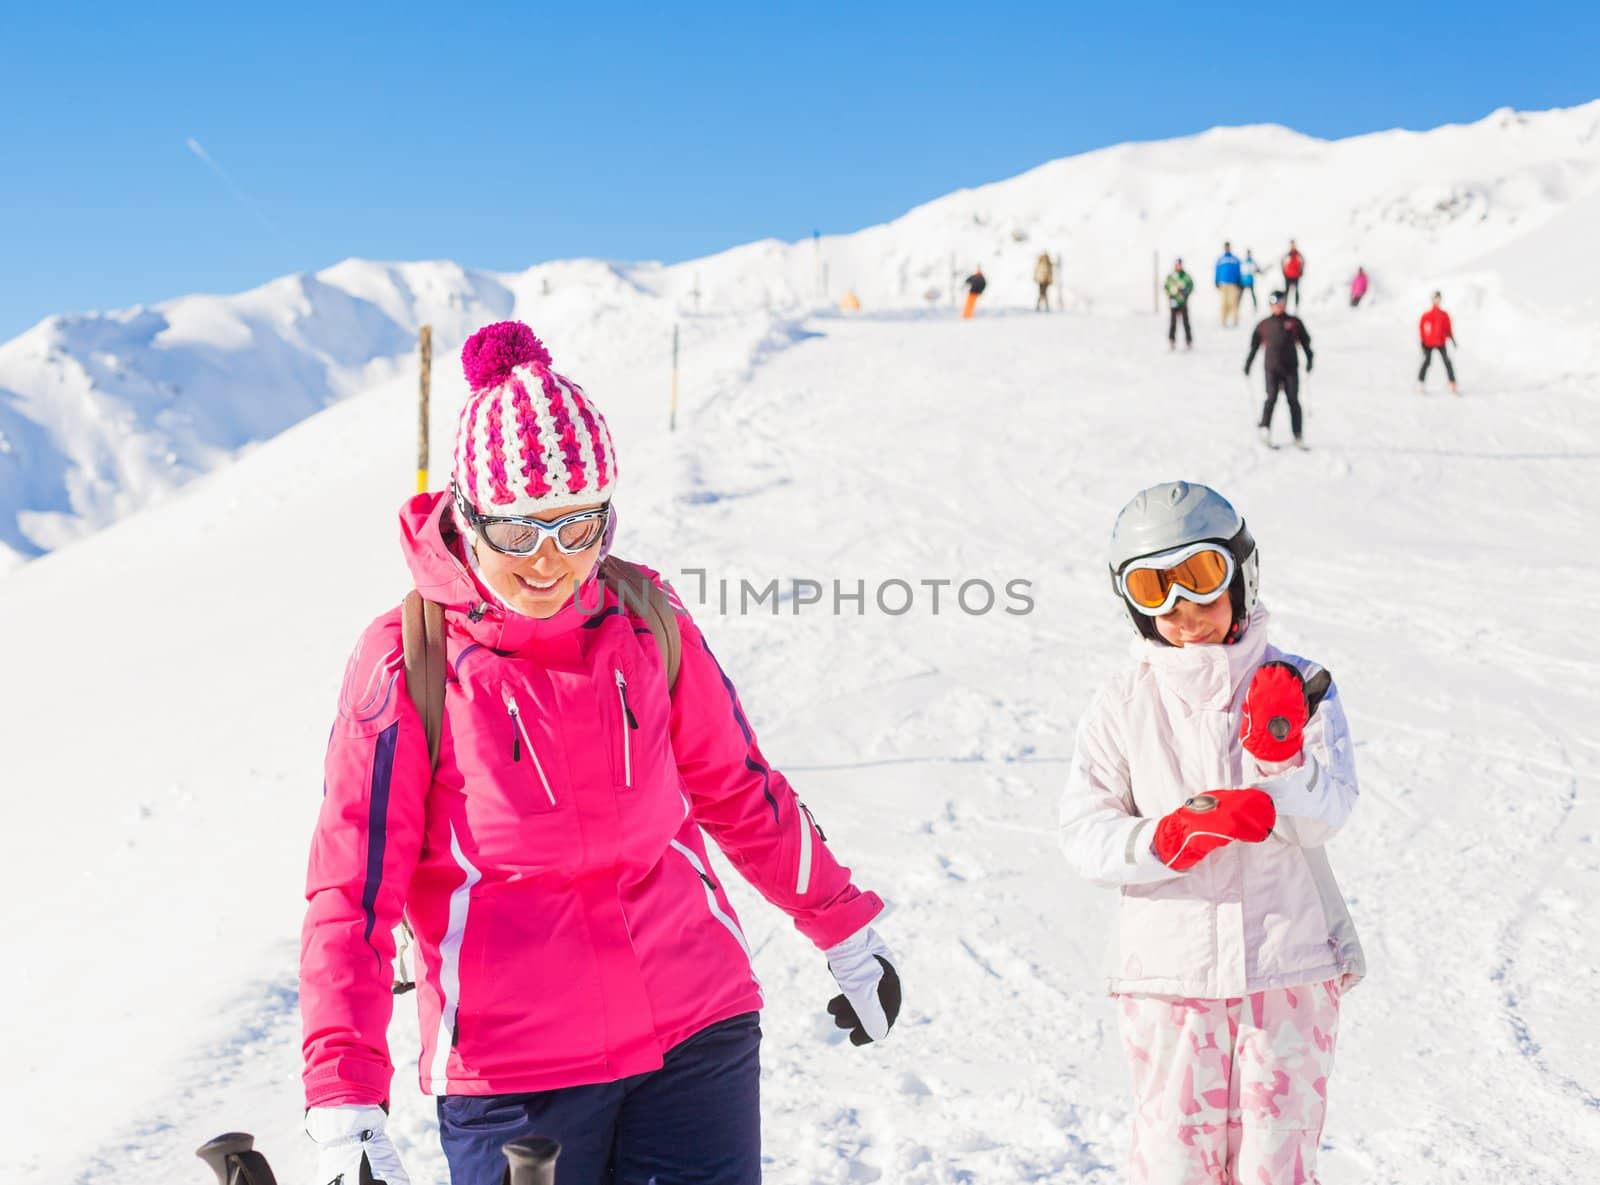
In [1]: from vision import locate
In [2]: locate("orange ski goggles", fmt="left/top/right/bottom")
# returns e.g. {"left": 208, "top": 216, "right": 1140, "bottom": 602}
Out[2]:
{"left": 1116, "top": 542, "right": 1235, "bottom": 616}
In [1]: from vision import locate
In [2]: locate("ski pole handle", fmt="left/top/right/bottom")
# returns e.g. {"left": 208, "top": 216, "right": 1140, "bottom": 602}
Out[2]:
{"left": 501, "top": 1138, "right": 561, "bottom": 1185}
{"left": 196, "top": 1133, "right": 279, "bottom": 1185}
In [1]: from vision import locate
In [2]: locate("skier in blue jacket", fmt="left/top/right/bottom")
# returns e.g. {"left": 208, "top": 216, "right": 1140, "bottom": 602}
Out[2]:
{"left": 1241, "top": 249, "right": 1264, "bottom": 310}
{"left": 1215, "top": 243, "right": 1243, "bottom": 327}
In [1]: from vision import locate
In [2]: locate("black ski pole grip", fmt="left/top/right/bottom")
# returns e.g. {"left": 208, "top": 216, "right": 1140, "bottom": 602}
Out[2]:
{"left": 196, "top": 1133, "right": 279, "bottom": 1185}
{"left": 501, "top": 1137, "right": 561, "bottom": 1185}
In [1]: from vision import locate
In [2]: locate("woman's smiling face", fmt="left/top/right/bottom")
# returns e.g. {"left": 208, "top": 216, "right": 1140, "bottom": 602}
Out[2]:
{"left": 469, "top": 500, "right": 607, "bottom": 618}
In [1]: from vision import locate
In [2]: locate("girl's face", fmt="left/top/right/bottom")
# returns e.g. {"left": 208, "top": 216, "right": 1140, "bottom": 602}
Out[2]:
{"left": 1152, "top": 595, "right": 1235, "bottom": 647}
{"left": 470, "top": 501, "right": 606, "bottom": 619}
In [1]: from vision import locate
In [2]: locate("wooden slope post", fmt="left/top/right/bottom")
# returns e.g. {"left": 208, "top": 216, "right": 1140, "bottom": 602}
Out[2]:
{"left": 417, "top": 324, "right": 432, "bottom": 492}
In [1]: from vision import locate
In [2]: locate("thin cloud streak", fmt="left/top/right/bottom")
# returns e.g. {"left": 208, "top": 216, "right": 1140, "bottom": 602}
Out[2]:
{"left": 184, "top": 137, "right": 291, "bottom": 246}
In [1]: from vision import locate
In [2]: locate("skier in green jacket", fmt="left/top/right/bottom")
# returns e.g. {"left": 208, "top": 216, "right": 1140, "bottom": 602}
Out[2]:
{"left": 1165, "top": 260, "right": 1195, "bottom": 350}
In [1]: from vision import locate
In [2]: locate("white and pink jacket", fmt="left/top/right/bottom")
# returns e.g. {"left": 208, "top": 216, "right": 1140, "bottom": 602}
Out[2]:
{"left": 301, "top": 492, "right": 883, "bottom": 1106}
{"left": 1058, "top": 605, "right": 1366, "bottom": 999}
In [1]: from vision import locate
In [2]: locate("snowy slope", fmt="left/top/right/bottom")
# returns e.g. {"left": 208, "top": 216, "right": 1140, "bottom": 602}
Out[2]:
{"left": 5, "top": 284, "right": 1599, "bottom": 1185}
{"left": 5, "top": 100, "right": 1600, "bottom": 571}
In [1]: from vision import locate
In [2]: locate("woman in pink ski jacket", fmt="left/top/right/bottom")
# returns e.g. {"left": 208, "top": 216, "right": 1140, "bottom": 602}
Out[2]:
{"left": 300, "top": 322, "right": 899, "bottom": 1185}
{"left": 1059, "top": 481, "right": 1364, "bottom": 1185}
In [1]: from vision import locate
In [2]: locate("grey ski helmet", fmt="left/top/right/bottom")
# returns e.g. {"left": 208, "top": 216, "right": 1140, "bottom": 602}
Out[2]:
{"left": 1107, "top": 481, "right": 1258, "bottom": 642}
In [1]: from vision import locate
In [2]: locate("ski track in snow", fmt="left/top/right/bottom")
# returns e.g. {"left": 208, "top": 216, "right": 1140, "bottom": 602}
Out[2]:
{"left": 5, "top": 298, "right": 1600, "bottom": 1185}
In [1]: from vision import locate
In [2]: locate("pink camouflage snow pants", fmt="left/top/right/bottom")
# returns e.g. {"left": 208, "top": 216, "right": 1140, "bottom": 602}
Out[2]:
{"left": 1116, "top": 980, "right": 1342, "bottom": 1185}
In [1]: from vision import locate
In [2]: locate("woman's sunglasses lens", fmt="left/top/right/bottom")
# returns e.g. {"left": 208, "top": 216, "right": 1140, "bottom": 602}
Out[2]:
{"left": 557, "top": 516, "right": 605, "bottom": 552}
{"left": 482, "top": 520, "right": 541, "bottom": 554}
{"left": 479, "top": 512, "right": 605, "bottom": 555}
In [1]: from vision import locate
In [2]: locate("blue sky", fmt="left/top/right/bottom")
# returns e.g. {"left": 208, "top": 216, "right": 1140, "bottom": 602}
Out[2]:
{"left": 1, "top": 2, "right": 1594, "bottom": 341}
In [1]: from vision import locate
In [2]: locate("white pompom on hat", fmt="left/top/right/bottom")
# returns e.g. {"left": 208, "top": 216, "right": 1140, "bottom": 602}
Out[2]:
{"left": 451, "top": 321, "right": 618, "bottom": 515}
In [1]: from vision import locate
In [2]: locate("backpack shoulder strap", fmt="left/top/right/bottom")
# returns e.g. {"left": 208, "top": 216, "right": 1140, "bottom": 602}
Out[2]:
{"left": 394, "top": 590, "right": 447, "bottom": 995}
{"left": 401, "top": 590, "right": 449, "bottom": 768}
{"left": 599, "top": 556, "right": 682, "bottom": 692}
{"left": 1302, "top": 665, "right": 1334, "bottom": 716}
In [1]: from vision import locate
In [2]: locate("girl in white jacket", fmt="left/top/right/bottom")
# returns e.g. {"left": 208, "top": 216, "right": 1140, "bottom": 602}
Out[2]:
{"left": 1060, "top": 481, "right": 1364, "bottom": 1185}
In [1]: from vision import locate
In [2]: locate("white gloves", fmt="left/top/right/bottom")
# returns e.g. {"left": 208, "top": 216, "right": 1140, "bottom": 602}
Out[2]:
{"left": 824, "top": 926, "right": 902, "bottom": 1045}
{"left": 306, "top": 1105, "right": 411, "bottom": 1185}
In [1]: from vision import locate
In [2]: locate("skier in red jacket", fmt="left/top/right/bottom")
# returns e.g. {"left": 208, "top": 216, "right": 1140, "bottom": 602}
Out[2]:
{"left": 1281, "top": 241, "right": 1306, "bottom": 310}
{"left": 1418, "top": 291, "right": 1458, "bottom": 394}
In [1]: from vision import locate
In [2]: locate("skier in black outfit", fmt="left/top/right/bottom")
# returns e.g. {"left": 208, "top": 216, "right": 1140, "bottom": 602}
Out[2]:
{"left": 1244, "top": 290, "right": 1314, "bottom": 449}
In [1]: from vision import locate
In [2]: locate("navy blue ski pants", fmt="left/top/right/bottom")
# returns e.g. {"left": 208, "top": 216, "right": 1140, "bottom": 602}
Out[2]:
{"left": 436, "top": 1012, "right": 762, "bottom": 1185}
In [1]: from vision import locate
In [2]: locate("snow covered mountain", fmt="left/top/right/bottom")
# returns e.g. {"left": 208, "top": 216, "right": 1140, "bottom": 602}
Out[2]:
{"left": 3, "top": 100, "right": 1599, "bottom": 572}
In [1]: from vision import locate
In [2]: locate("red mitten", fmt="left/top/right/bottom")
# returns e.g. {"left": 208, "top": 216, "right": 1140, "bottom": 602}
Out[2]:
{"left": 1240, "top": 661, "right": 1311, "bottom": 762}
{"left": 1152, "top": 789, "right": 1277, "bottom": 871}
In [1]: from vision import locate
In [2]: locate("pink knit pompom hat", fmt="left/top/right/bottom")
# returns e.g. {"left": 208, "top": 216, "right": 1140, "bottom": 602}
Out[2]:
{"left": 451, "top": 321, "right": 618, "bottom": 515}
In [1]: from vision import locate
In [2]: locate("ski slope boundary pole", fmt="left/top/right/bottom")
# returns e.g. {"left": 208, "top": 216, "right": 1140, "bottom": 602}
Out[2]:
{"left": 417, "top": 325, "right": 432, "bottom": 492}
{"left": 669, "top": 324, "right": 679, "bottom": 432}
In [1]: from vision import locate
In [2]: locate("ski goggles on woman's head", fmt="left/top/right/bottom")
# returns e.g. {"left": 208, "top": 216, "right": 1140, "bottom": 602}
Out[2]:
{"left": 453, "top": 484, "right": 611, "bottom": 557}
{"left": 1116, "top": 541, "right": 1236, "bottom": 616}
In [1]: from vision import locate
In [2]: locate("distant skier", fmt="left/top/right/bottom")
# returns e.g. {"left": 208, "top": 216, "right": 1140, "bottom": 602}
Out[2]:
{"left": 962, "top": 265, "right": 987, "bottom": 319}
{"left": 1214, "top": 242, "right": 1243, "bottom": 327}
{"left": 1244, "top": 290, "right": 1314, "bottom": 448}
{"left": 1350, "top": 267, "right": 1369, "bottom": 308}
{"left": 1164, "top": 259, "right": 1195, "bottom": 350}
{"left": 1281, "top": 240, "right": 1306, "bottom": 309}
{"left": 1063, "top": 479, "right": 1364, "bottom": 1185}
{"left": 1034, "top": 253, "right": 1054, "bottom": 311}
{"left": 1240, "top": 248, "right": 1264, "bottom": 310}
{"left": 1418, "top": 290, "right": 1458, "bottom": 394}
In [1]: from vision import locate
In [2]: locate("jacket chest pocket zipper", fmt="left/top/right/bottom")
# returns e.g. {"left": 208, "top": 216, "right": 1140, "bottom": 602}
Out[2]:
{"left": 501, "top": 686, "right": 557, "bottom": 806}
{"left": 615, "top": 669, "right": 637, "bottom": 787}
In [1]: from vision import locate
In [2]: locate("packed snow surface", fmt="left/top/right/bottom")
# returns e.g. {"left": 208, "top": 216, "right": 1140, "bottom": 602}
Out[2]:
{"left": 3, "top": 103, "right": 1599, "bottom": 1185}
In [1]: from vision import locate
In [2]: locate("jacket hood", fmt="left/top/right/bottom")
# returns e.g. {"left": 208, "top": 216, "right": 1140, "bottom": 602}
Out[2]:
{"left": 398, "top": 491, "right": 607, "bottom": 653}
{"left": 400, "top": 492, "right": 478, "bottom": 609}
{"left": 1131, "top": 603, "right": 1271, "bottom": 711}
